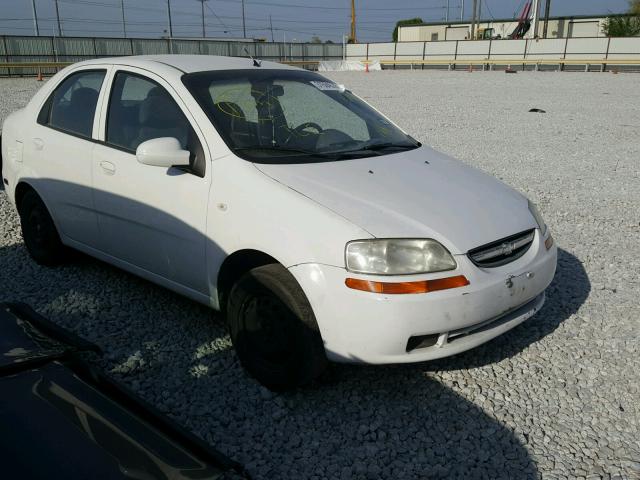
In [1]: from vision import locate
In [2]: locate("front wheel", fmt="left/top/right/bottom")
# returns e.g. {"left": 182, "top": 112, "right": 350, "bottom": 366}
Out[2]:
{"left": 227, "top": 264, "right": 327, "bottom": 391}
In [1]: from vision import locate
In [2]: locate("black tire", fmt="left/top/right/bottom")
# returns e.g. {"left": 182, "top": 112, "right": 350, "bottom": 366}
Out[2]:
{"left": 19, "top": 190, "right": 67, "bottom": 266}
{"left": 227, "top": 263, "right": 327, "bottom": 391}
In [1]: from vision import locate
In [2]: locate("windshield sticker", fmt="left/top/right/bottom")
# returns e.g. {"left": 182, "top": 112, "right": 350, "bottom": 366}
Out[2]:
{"left": 310, "top": 81, "right": 341, "bottom": 91}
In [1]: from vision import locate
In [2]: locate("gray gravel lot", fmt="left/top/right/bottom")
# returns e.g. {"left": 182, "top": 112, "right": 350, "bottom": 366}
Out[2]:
{"left": 1, "top": 71, "right": 639, "bottom": 479}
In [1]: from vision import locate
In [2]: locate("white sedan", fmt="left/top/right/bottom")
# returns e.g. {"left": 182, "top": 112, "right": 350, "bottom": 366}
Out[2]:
{"left": 1, "top": 55, "right": 557, "bottom": 390}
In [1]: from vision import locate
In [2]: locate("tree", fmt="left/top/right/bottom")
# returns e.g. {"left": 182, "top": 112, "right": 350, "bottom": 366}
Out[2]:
{"left": 392, "top": 18, "right": 423, "bottom": 42}
{"left": 602, "top": 15, "right": 640, "bottom": 36}
{"left": 603, "top": 1, "right": 640, "bottom": 36}
{"left": 311, "top": 35, "right": 322, "bottom": 43}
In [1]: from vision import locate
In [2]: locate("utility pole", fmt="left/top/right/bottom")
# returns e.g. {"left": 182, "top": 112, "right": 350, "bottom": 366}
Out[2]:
{"left": 167, "top": 0, "right": 173, "bottom": 38}
{"left": 241, "top": 0, "right": 246, "bottom": 38}
{"left": 30, "top": 0, "right": 39, "bottom": 36}
{"left": 350, "top": 0, "right": 356, "bottom": 43}
{"left": 446, "top": 0, "right": 449, "bottom": 22}
{"left": 120, "top": 0, "right": 126, "bottom": 38}
{"left": 461, "top": 0, "right": 464, "bottom": 21}
{"left": 198, "top": 0, "right": 207, "bottom": 38}
{"left": 269, "top": 15, "right": 275, "bottom": 42}
{"left": 531, "top": 0, "right": 541, "bottom": 38}
{"left": 542, "top": 0, "right": 551, "bottom": 38}
{"left": 470, "top": 0, "right": 477, "bottom": 40}
{"left": 54, "top": 0, "right": 63, "bottom": 36}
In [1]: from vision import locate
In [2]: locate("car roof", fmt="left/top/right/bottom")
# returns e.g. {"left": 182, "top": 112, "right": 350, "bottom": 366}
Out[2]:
{"left": 76, "top": 54, "right": 301, "bottom": 74}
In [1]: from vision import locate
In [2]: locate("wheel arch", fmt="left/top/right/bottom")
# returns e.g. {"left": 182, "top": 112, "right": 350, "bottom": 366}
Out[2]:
{"left": 216, "top": 249, "right": 281, "bottom": 313}
{"left": 14, "top": 181, "right": 39, "bottom": 214}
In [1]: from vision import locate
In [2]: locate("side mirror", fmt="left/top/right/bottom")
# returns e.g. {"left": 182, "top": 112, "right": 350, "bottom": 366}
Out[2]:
{"left": 136, "top": 137, "right": 190, "bottom": 168}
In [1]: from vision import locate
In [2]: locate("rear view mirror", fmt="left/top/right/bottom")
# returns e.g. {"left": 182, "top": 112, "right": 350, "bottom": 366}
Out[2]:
{"left": 269, "top": 85, "right": 284, "bottom": 96}
{"left": 136, "top": 137, "right": 190, "bottom": 168}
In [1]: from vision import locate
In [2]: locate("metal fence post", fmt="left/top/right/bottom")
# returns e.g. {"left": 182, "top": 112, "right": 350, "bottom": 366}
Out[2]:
{"left": 3, "top": 36, "right": 11, "bottom": 78}
{"left": 393, "top": 41, "right": 397, "bottom": 70}
{"left": 421, "top": 41, "right": 426, "bottom": 70}
{"left": 603, "top": 36, "right": 611, "bottom": 72}
{"left": 561, "top": 36, "right": 569, "bottom": 71}
{"left": 487, "top": 38, "right": 492, "bottom": 69}
{"left": 93, "top": 37, "right": 97, "bottom": 59}
{"left": 51, "top": 36, "right": 57, "bottom": 63}
{"left": 453, "top": 40, "right": 459, "bottom": 70}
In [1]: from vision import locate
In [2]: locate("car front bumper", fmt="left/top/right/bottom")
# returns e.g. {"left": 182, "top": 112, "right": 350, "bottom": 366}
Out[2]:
{"left": 289, "top": 230, "right": 557, "bottom": 364}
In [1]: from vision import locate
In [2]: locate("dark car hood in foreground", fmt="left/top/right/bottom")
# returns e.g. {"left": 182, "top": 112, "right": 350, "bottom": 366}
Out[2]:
{"left": 0, "top": 302, "right": 248, "bottom": 480}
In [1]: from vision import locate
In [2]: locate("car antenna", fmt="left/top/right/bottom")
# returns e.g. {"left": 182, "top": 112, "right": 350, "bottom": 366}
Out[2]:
{"left": 244, "top": 47, "right": 261, "bottom": 67}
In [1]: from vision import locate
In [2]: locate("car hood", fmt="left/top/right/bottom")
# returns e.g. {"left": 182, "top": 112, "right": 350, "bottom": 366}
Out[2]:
{"left": 254, "top": 146, "right": 536, "bottom": 254}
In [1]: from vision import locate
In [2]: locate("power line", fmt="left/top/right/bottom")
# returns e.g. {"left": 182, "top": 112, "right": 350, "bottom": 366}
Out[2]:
{"left": 1, "top": 0, "right": 453, "bottom": 42}
{"left": 204, "top": 2, "right": 230, "bottom": 32}
{"left": 58, "top": 0, "right": 446, "bottom": 13}
{"left": 483, "top": 0, "right": 496, "bottom": 20}
{"left": 215, "top": 0, "right": 446, "bottom": 11}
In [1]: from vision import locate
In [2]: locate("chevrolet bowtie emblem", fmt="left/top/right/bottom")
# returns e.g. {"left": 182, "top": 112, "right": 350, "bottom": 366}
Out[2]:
{"left": 499, "top": 242, "right": 515, "bottom": 256}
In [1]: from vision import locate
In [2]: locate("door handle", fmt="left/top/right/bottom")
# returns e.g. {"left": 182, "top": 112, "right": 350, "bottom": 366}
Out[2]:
{"left": 100, "top": 160, "right": 116, "bottom": 175}
{"left": 32, "top": 138, "right": 44, "bottom": 151}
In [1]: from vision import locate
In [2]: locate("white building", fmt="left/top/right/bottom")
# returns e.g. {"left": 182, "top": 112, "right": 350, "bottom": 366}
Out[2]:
{"left": 397, "top": 15, "right": 615, "bottom": 42}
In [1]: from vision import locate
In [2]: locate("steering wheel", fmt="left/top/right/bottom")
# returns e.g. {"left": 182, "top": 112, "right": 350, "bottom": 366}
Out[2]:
{"left": 293, "top": 122, "right": 323, "bottom": 135}
{"left": 284, "top": 122, "right": 323, "bottom": 145}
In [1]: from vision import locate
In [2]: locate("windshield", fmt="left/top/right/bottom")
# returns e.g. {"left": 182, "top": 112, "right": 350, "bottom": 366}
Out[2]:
{"left": 182, "top": 69, "right": 419, "bottom": 163}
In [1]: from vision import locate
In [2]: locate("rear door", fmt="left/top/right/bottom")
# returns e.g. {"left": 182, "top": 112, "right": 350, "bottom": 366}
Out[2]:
{"left": 92, "top": 68, "right": 211, "bottom": 296}
{"left": 27, "top": 68, "right": 108, "bottom": 246}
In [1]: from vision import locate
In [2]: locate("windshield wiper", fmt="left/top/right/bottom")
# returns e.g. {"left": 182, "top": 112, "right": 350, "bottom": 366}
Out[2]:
{"left": 233, "top": 145, "right": 337, "bottom": 157}
{"left": 324, "top": 141, "right": 420, "bottom": 155}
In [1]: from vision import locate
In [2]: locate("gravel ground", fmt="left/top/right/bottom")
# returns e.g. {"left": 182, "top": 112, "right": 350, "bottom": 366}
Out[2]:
{"left": 1, "top": 71, "right": 639, "bottom": 479}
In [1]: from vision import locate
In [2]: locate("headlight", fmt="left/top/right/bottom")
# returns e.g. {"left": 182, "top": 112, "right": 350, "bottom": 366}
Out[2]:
{"left": 528, "top": 200, "right": 548, "bottom": 237}
{"left": 345, "top": 239, "right": 457, "bottom": 275}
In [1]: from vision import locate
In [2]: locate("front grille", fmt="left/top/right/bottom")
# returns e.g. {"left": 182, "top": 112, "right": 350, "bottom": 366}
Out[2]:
{"left": 468, "top": 229, "right": 535, "bottom": 268}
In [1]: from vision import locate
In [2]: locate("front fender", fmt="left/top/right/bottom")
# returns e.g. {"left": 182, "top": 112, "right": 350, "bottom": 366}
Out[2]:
{"left": 204, "top": 156, "right": 371, "bottom": 301}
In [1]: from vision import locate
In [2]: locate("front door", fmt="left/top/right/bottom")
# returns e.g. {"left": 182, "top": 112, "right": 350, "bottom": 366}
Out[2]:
{"left": 92, "top": 69, "right": 210, "bottom": 295}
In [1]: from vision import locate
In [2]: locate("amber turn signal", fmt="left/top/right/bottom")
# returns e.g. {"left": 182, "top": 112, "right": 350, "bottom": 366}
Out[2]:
{"left": 345, "top": 275, "right": 470, "bottom": 294}
{"left": 545, "top": 234, "right": 554, "bottom": 250}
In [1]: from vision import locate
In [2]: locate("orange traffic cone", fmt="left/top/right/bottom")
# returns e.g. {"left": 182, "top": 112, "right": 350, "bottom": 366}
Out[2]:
{"left": 36, "top": 69, "right": 43, "bottom": 81}
{"left": 365, "top": 62, "right": 369, "bottom": 73}
{"left": 468, "top": 64, "right": 473, "bottom": 73}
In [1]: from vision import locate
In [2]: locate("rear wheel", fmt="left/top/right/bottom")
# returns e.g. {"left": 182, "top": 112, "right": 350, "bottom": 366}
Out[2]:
{"left": 227, "top": 263, "right": 327, "bottom": 391}
{"left": 19, "top": 190, "right": 67, "bottom": 266}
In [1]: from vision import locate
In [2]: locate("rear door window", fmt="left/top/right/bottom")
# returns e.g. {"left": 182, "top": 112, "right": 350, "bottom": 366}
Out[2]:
{"left": 39, "top": 70, "right": 106, "bottom": 138}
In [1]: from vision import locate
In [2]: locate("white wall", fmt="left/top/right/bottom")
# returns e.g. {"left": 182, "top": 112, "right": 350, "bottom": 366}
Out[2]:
{"left": 347, "top": 37, "right": 640, "bottom": 63}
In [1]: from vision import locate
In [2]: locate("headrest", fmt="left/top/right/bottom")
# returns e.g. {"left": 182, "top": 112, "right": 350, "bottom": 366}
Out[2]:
{"left": 70, "top": 87, "right": 98, "bottom": 107}
{"left": 139, "top": 91, "right": 182, "bottom": 128}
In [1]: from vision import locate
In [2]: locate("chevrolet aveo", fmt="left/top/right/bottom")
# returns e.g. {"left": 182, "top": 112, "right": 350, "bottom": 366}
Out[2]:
{"left": 1, "top": 55, "right": 557, "bottom": 390}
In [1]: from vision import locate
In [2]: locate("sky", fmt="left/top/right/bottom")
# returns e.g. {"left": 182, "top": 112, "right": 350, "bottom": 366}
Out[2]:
{"left": 0, "top": 0, "right": 631, "bottom": 43}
